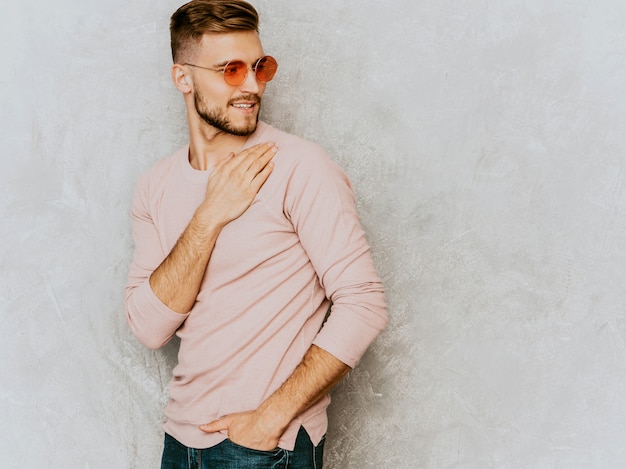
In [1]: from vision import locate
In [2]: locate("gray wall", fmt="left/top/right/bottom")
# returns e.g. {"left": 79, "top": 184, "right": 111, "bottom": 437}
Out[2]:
{"left": 2, "top": 1, "right": 626, "bottom": 467}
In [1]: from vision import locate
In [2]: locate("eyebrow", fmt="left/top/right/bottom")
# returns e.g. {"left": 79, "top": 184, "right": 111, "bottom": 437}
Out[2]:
{"left": 213, "top": 56, "right": 265, "bottom": 68}
{"left": 213, "top": 60, "right": 232, "bottom": 68}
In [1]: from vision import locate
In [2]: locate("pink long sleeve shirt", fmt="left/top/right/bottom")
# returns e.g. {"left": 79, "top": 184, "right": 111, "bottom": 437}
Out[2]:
{"left": 125, "top": 122, "right": 387, "bottom": 450}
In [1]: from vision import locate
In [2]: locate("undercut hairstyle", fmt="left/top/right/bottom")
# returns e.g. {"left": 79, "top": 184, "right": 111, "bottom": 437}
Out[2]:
{"left": 170, "top": 0, "right": 259, "bottom": 63}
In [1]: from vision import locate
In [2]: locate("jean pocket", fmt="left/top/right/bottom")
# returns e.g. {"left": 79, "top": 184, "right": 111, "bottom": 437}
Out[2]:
{"left": 208, "top": 438, "right": 285, "bottom": 468}
{"left": 223, "top": 438, "right": 284, "bottom": 458}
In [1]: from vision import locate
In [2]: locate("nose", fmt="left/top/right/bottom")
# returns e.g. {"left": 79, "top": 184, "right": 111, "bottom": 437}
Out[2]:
{"left": 239, "top": 67, "right": 262, "bottom": 94}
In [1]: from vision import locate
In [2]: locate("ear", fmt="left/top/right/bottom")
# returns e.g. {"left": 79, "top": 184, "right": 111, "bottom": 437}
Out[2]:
{"left": 172, "top": 64, "right": 192, "bottom": 93}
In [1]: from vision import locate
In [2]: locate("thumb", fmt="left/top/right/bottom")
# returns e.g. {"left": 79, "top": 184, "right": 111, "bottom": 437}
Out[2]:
{"left": 216, "top": 152, "right": 236, "bottom": 169}
{"left": 199, "top": 415, "right": 231, "bottom": 433}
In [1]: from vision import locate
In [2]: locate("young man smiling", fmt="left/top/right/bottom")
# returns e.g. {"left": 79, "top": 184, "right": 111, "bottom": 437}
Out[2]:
{"left": 125, "top": 1, "right": 388, "bottom": 467}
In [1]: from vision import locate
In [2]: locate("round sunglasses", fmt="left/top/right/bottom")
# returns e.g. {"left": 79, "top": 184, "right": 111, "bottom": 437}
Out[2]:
{"left": 183, "top": 55, "right": 278, "bottom": 86}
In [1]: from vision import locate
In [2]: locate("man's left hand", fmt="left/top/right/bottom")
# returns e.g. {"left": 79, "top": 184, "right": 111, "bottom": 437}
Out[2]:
{"left": 199, "top": 410, "right": 283, "bottom": 451}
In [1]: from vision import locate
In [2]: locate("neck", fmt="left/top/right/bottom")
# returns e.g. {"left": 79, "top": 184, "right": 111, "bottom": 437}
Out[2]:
{"left": 187, "top": 117, "right": 251, "bottom": 171}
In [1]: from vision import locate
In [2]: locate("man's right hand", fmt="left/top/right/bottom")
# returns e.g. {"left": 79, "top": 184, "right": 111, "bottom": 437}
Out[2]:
{"left": 198, "top": 142, "right": 277, "bottom": 227}
{"left": 148, "top": 141, "right": 277, "bottom": 314}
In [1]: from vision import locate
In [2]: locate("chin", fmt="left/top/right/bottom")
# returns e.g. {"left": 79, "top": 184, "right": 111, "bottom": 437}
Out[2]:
{"left": 226, "top": 122, "right": 257, "bottom": 137}
{"left": 231, "top": 116, "right": 259, "bottom": 136}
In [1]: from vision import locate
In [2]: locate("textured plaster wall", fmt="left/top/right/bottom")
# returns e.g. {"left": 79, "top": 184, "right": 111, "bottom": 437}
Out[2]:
{"left": 2, "top": 1, "right": 626, "bottom": 468}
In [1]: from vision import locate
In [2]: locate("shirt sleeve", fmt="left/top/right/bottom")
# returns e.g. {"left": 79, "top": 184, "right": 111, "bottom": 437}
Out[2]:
{"left": 284, "top": 145, "right": 388, "bottom": 368}
{"left": 124, "top": 171, "right": 189, "bottom": 349}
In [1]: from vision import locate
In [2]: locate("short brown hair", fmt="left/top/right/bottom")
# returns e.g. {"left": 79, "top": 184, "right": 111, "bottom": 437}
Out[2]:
{"left": 170, "top": 0, "right": 259, "bottom": 63}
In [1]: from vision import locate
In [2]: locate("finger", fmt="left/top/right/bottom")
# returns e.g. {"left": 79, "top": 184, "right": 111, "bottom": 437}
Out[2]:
{"left": 234, "top": 142, "right": 276, "bottom": 172}
{"left": 247, "top": 141, "right": 276, "bottom": 155}
{"left": 249, "top": 160, "right": 274, "bottom": 191}
{"left": 199, "top": 416, "right": 230, "bottom": 433}
{"left": 211, "top": 143, "right": 275, "bottom": 189}
{"left": 212, "top": 152, "right": 236, "bottom": 173}
{"left": 244, "top": 145, "right": 277, "bottom": 177}
{"left": 230, "top": 142, "right": 272, "bottom": 163}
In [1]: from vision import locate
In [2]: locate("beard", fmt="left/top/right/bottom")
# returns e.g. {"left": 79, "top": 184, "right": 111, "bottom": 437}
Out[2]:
{"left": 193, "top": 89, "right": 261, "bottom": 137}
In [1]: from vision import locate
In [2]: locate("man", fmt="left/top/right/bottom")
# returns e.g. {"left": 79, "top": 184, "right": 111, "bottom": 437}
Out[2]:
{"left": 125, "top": 1, "right": 388, "bottom": 467}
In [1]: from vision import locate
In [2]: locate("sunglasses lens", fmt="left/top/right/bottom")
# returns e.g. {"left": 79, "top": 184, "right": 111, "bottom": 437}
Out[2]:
{"left": 221, "top": 56, "right": 278, "bottom": 85}
{"left": 255, "top": 56, "right": 278, "bottom": 83}
{"left": 223, "top": 61, "right": 248, "bottom": 86}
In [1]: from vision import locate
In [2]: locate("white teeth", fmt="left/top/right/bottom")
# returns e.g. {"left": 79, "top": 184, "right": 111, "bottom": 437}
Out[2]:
{"left": 233, "top": 103, "right": 253, "bottom": 108}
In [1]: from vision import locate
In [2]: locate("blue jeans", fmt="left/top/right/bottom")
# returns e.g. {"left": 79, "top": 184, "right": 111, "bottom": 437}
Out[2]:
{"left": 161, "top": 427, "right": 325, "bottom": 469}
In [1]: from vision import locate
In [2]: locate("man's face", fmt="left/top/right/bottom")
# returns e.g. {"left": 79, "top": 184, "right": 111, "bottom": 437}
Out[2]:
{"left": 188, "top": 31, "right": 267, "bottom": 137}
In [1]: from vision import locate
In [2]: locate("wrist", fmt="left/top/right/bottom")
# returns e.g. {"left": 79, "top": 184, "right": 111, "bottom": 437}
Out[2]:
{"left": 194, "top": 204, "right": 228, "bottom": 232}
{"left": 255, "top": 399, "right": 295, "bottom": 435}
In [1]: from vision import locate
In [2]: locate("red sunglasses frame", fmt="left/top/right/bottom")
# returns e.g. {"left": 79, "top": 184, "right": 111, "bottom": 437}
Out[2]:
{"left": 183, "top": 55, "right": 278, "bottom": 86}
